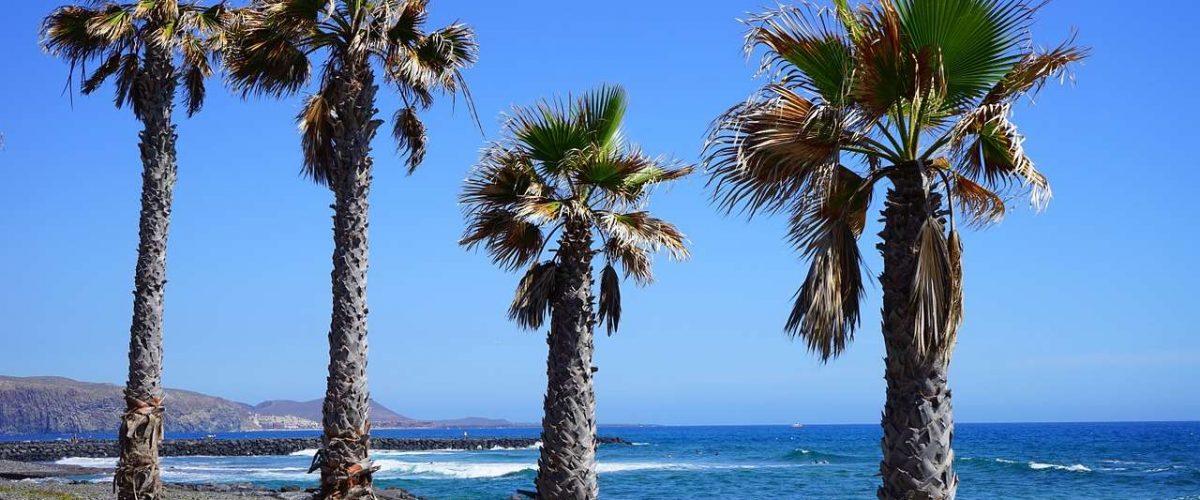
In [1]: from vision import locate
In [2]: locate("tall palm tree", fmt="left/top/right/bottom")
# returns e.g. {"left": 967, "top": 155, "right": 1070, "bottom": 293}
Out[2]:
{"left": 706, "top": 1, "right": 1085, "bottom": 498}
{"left": 221, "top": 1, "right": 476, "bottom": 497}
{"left": 461, "top": 85, "right": 690, "bottom": 499}
{"left": 40, "top": 2, "right": 227, "bottom": 498}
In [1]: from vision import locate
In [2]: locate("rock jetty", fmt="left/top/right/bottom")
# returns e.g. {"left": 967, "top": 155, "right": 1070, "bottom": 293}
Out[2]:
{"left": 0, "top": 436, "right": 628, "bottom": 462}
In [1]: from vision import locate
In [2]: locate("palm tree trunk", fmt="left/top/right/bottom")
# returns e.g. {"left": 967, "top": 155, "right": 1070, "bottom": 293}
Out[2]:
{"left": 318, "top": 65, "right": 381, "bottom": 500}
{"left": 536, "top": 217, "right": 599, "bottom": 500}
{"left": 116, "top": 41, "right": 177, "bottom": 500}
{"left": 877, "top": 162, "right": 957, "bottom": 500}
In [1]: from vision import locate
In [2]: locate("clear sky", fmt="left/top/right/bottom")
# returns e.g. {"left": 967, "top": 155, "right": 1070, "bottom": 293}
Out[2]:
{"left": 1, "top": 0, "right": 1196, "bottom": 426}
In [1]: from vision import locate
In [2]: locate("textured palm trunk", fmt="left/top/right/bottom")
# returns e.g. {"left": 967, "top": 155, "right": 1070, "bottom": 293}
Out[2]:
{"left": 318, "top": 64, "right": 381, "bottom": 500}
{"left": 116, "top": 41, "right": 177, "bottom": 500}
{"left": 877, "top": 162, "right": 957, "bottom": 500}
{"left": 535, "top": 217, "right": 599, "bottom": 500}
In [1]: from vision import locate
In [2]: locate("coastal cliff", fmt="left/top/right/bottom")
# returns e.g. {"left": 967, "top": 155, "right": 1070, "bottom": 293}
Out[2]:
{"left": 0, "top": 376, "right": 250, "bottom": 434}
{"left": 0, "top": 375, "right": 527, "bottom": 435}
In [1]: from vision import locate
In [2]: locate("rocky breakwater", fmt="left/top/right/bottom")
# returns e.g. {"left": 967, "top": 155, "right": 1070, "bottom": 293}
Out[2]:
{"left": 0, "top": 436, "right": 629, "bottom": 462}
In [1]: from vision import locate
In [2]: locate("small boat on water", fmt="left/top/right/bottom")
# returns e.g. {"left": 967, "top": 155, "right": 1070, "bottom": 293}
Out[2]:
{"left": 790, "top": 423, "right": 804, "bottom": 428}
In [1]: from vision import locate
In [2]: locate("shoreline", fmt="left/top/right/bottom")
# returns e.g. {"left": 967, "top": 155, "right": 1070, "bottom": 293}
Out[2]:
{"left": 0, "top": 478, "right": 421, "bottom": 500}
{"left": 0, "top": 436, "right": 629, "bottom": 462}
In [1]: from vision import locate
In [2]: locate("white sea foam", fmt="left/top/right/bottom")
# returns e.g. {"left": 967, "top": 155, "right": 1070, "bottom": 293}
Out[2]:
{"left": 488, "top": 441, "right": 541, "bottom": 451}
{"left": 1028, "top": 462, "right": 1091, "bottom": 472}
{"left": 368, "top": 459, "right": 728, "bottom": 479}
{"left": 288, "top": 448, "right": 319, "bottom": 456}
{"left": 597, "top": 462, "right": 693, "bottom": 473}
{"left": 372, "top": 448, "right": 460, "bottom": 456}
{"left": 375, "top": 459, "right": 534, "bottom": 479}
{"left": 55, "top": 457, "right": 118, "bottom": 468}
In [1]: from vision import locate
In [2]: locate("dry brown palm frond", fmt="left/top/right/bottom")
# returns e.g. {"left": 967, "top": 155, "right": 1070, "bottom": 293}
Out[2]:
{"left": 460, "top": 209, "right": 545, "bottom": 272}
{"left": 509, "top": 261, "right": 557, "bottom": 331}
{"left": 512, "top": 198, "right": 563, "bottom": 225}
{"left": 179, "top": 35, "right": 213, "bottom": 117}
{"left": 298, "top": 85, "right": 337, "bottom": 185}
{"left": 598, "top": 211, "right": 689, "bottom": 261}
{"left": 984, "top": 37, "right": 1088, "bottom": 105}
{"left": 705, "top": 84, "right": 846, "bottom": 215}
{"left": 81, "top": 51, "right": 123, "bottom": 94}
{"left": 949, "top": 103, "right": 1050, "bottom": 210}
{"left": 604, "top": 235, "right": 653, "bottom": 286}
{"left": 950, "top": 172, "right": 1006, "bottom": 227}
{"left": 788, "top": 165, "right": 875, "bottom": 255}
{"left": 85, "top": 5, "right": 135, "bottom": 44}
{"left": 849, "top": 0, "right": 904, "bottom": 120}
{"left": 911, "top": 216, "right": 956, "bottom": 362}
{"left": 785, "top": 216, "right": 863, "bottom": 361}
{"left": 598, "top": 264, "right": 622, "bottom": 336}
{"left": 944, "top": 229, "right": 964, "bottom": 355}
{"left": 460, "top": 146, "right": 549, "bottom": 212}
{"left": 393, "top": 106, "right": 427, "bottom": 173}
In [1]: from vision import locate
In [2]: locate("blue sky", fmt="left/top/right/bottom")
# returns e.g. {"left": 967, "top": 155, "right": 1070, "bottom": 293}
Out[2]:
{"left": 1, "top": 0, "right": 1196, "bottom": 426}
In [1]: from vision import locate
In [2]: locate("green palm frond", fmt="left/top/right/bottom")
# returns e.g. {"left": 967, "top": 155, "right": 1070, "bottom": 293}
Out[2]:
{"left": 576, "top": 84, "right": 627, "bottom": 149}
{"left": 465, "top": 85, "right": 688, "bottom": 334}
{"left": 511, "top": 99, "right": 589, "bottom": 176}
{"left": 746, "top": 5, "right": 855, "bottom": 106}
{"left": 893, "top": 0, "right": 1034, "bottom": 109}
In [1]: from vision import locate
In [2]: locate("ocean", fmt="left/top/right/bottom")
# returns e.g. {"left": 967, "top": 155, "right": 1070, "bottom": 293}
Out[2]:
{"left": 37, "top": 422, "right": 1200, "bottom": 499}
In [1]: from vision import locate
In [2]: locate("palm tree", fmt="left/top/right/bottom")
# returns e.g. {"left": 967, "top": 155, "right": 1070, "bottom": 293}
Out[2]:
{"left": 461, "top": 85, "right": 690, "bottom": 499}
{"left": 706, "top": 1, "right": 1085, "bottom": 498}
{"left": 221, "top": 1, "right": 476, "bottom": 497}
{"left": 40, "top": 2, "right": 227, "bottom": 498}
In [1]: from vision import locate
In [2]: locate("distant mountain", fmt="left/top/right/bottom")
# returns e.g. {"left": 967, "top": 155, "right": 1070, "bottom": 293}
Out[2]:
{"left": 0, "top": 375, "right": 525, "bottom": 435}
{"left": 250, "top": 399, "right": 419, "bottom": 427}
{"left": 0, "top": 375, "right": 249, "bottom": 434}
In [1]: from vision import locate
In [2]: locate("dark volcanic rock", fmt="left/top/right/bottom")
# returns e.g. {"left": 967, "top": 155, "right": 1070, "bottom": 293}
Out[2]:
{"left": 0, "top": 436, "right": 630, "bottom": 462}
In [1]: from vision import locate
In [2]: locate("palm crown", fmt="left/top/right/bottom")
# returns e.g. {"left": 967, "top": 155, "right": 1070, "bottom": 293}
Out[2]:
{"left": 41, "top": 0, "right": 229, "bottom": 117}
{"left": 461, "top": 85, "right": 691, "bottom": 335}
{"left": 707, "top": 0, "right": 1085, "bottom": 360}
{"left": 222, "top": 0, "right": 478, "bottom": 181}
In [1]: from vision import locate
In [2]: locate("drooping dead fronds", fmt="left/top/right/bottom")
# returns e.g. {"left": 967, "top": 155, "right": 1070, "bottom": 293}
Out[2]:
{"left": 509, "top": 261, "right": 558, "bottom": 331}
{"left": 912, "top": 216, "right": 957, "bottom": 361}
{"left": 598, "top": 264, "right": 622, "bottom": 336}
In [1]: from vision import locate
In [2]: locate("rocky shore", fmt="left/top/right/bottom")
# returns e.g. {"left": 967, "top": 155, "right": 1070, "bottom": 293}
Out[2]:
{"left": 0, "top": 436, "right": 629, "bottom": 462}
{"left": 0, "top": 479, "right": 423, "bottom": 499}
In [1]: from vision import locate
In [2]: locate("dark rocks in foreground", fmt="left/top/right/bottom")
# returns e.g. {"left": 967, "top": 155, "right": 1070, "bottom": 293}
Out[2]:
{"left": 0, "top": 479, "right": 422, "bottom": 499}
{"left": 0, "top": 459, "right": 108, "bottom": 480}
{"left": 0, "top": 436, "right": 629, "bottom": 462}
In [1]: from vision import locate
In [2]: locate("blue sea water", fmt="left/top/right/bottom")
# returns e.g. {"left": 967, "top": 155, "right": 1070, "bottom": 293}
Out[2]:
{"left": 30, "top": 422, "right": 1200, "bottom": 499}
